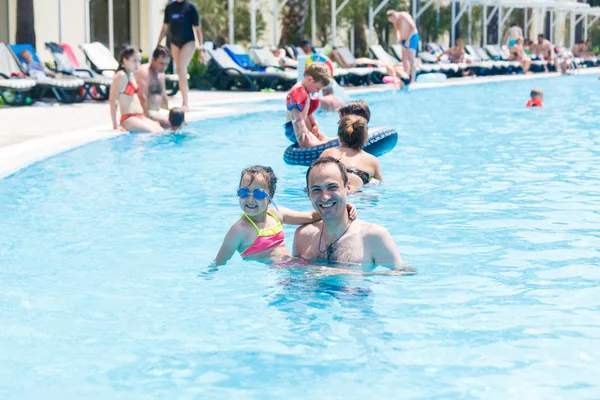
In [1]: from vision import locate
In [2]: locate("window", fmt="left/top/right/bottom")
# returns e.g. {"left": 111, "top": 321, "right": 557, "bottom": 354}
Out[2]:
{"left": 89, "top": 0, "right": 132, "bottom": 57}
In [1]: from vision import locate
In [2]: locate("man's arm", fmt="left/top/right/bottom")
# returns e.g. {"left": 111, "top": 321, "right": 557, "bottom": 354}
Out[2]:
{"left": 365, "top": 225, "right": 416, "bottom": 275}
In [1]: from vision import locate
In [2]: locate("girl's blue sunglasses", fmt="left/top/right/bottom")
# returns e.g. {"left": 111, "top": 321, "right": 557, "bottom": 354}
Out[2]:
{"left": 237, "top": 188, "right": 279, "bottom": 210}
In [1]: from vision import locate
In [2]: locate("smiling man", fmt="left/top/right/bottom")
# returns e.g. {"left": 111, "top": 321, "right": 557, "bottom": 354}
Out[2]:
{"left": 293, "top": 157, "right": 414, "bottom": 275}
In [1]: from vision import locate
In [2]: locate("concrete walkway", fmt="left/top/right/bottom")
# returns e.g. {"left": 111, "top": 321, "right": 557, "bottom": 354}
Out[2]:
{"left": 1, "top": 69, "right": 598, "bottom": 179}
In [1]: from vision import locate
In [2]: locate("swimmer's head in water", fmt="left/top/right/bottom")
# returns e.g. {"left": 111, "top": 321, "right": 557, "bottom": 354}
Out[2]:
{"left": 304, "top": 63, "right": 330, "bottom": 92}
{"left": 305, "top": 157, "right": 349, "bottom": 218}
{"left": 169, "top": 107, "right": 185, "bottom": 129}
{"left": 339, "top": 100, "right": 371, "bottom": 123}
{"left": 151, "top": 45, "right": 171, "bottom": 72}
{"left": 338, "top": 115, "right": 368, "bottom": 150}
{"left": 239, "top": 166, "right": 278, "bottom": 215}
{"left": 321, "top": 86, "right": 334, "bottom": 96}
{"left": 530, "top": 88, "right": 543, "bottom": 99}
{"left": 118, "top": 46, "right": 142, "bottom": 72}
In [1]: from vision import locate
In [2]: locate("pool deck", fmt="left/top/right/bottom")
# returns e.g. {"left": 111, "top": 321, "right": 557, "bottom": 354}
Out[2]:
{"left": 1, "top": 68, "right": 598, "bottom": 179}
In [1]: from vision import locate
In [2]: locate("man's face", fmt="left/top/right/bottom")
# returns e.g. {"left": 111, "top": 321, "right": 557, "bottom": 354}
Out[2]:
{"left": 538, "top": 36, "right": 544, "bottom": 44}
{"left": 21, "top": 51, "right": 34, "bottom": 63}
{"left": 151, "top": 55, "right": 170, "bottom": 73}
{"left": 302, "top": 44, "right": 311, "bottom": 54}
{"left": 307, "top": 163, "right": 349, "bottom": 220}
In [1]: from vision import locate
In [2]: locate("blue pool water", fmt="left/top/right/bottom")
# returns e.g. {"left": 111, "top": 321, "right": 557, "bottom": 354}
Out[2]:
{"left": 2, "top": 75, "right": 600, "bottom": 399}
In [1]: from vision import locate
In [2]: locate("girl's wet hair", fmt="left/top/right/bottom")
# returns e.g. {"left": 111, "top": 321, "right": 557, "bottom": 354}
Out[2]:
{"left": 338, "top": 115, "right": 368, "bottom": 149}
{"left": 117, "top": 46, "right": 141, "bottom": 71}
{"left": 239, "top": 166, "right": 278, "bottom": 197}
{"left": 339, "top": 100, "right": 371, "bottom": 123}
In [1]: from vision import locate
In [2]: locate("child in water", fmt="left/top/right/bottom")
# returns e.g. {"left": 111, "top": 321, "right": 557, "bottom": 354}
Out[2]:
{"left": 526, "top": 88, "right": 544, "bottom": 108}
{"left": 214, "top": 165, "right": 356, "bottom": 266}
{"left": 168, "top": 107, "right": 186, "bottom": 131}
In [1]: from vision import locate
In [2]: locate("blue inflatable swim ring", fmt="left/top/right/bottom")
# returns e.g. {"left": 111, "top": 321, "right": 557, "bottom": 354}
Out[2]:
{"left": 283, "top": 125, "right": 398, "bottom": 166}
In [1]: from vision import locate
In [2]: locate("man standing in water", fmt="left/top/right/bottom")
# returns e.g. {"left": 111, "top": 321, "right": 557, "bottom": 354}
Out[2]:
{"left": 293, "top": 157, "right": 415, "bottom": 275}
{"left": 387, "top": 9, "right": 419, "bottom": 83}
{"left": 135, "top": 46, "right": 171, "bottom": 129}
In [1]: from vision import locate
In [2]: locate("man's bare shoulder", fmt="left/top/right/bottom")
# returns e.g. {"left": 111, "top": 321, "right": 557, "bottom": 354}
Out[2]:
{"left": 295, "top": 221, "right": 321, "bottom": 236}
{"left": 136, "top": 64, "right": 150, "bottom": 76}
{"left": 358, "top": 220, "right": 391, "bottom": 240}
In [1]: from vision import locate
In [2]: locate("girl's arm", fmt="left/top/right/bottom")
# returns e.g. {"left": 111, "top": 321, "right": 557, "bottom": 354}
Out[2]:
{"left": 214, "top": 224, "right": 244, "bottom": 266}
{"left": 373, "top": 159, "right": 383, "bottom": 182}
{"left": 272, "top": 204, "right": 357, "bottom": 226}
{"left": 109, "top": 73, "right": 121, "bottom": 130}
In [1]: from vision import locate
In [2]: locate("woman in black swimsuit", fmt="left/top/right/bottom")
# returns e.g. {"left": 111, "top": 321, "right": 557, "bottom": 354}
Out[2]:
{"left": 156, "top": 0, "right": 203, "bottom": 112}
{"left": 319, "top": 115, "right": 383, "bottom": 191}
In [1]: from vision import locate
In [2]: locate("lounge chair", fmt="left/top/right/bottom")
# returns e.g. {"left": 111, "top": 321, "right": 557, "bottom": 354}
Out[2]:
{"left": 0, "top": 43, "right": 36, "bottom": 106}
{"left": 485, "top": 45, "right": 521, "bottom": 73}
{"left": 79, "top": 42, "right": 182, "bottom": 96}
{"left": 331, "top": 47, "right": 380, "bottom": 85}
{"left": 250, "top": 46, "right": 283, "bottom": 69}
{"left": 206, "top": 48, "right": 296, "bottom": 91}
{"left": 223, "top": 44, "right": 261, "bottom": 70}
{"left": 9, "top": 43, "right": 85, "bottom": 103}
{"left": 45, "top": 42, "right": 110, "bottom": 101}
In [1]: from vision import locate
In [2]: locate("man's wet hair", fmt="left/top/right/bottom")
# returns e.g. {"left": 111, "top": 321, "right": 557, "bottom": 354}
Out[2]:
{"left": 239, "top": 166, "right": 278, "bottom": 197}
{"left": 306, "top": 157, "right": 349, "bottom": 189}
{"left": 152, "top": 45, "right": 171, "bottom": 60}
{"left": 169, "top": 107, "right": 185, "bottom": 129}
{"left": 339, "top": 100, "right": 371, "bottom": 123}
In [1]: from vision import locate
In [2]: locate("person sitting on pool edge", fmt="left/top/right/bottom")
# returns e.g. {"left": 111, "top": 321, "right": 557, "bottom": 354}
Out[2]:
{"left": 526, "top": 88, "right": 544, "bottom": 108}
{"left": 293, "top": 157, "right": 415, "bottom": 275}
{"left": 319, "top": 115, "right": 383, "bottom": 191}
{"left": 213, "top": 165, "right": 356, "bottom": 266}
{"left": 284, "top": 63, "right": 333, "bottom": 148}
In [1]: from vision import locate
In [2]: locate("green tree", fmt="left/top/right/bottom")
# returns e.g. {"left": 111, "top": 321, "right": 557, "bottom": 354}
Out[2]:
{"left": 16, "top": 0, "right": 35, "bottom": 47}
{"left": 189, "top": 0, "right": 265, "bottom": 45}
{"left": 279, "top": 0, "right": 310, "bottom": 47}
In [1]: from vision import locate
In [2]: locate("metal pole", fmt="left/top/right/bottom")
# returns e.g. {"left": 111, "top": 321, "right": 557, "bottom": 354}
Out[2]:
{"left": 311, "top": 0, "right": 316, "bottom": 44}
{"left": 149, "top": 0, "right": 154, "bottom": 54}
{"left": 497, "top": 6, "right": 502, "bottom": 45}
{"left": 58, "top": 0, "right": 63, "bottom": 42}
{"left": 108, "top": 0, "right": 114, "bottom": 54}
{"left": 435, "top": 0, "right": 440, "bottom": 42}
{"left": 229, "top": 0, "right": 234, "bottom": 44}
{"left": 412, "top": 0, "right": 417, "bottom": 26}
{"left": 550, "top": 10, "right": 554, "bottom": 44}
{"left": 350, "top": 23, "right": 355, "bottom": 54}
{"left": 585, "top": 14, "right": 588, "bottom": 41}
{"left": 524, "top": 7, "right": 528, "bottom": 39}
{"left": 570, "top": 12, "right": 575, "bottom": 48}
{"left": 84, "top": 0, "right": 90, "bottom": 43}
{"left": 251, "top": 0, "right": 256, "bottom": 46}
{"left": 368, "top": 3, "right": 373, "bottom": 46}
{"left": 273, "top": 0, "right": 278, "bottom": 47}
{"left": 468, "top": 4, "right": 472, "bottom": 45}
{"left": 332, "top": 0, "right": 336, "bottom": 47}
{"left": 451, "top": 1, "right": 456, "bottom": 46}
{"left": 483, "top": 5, "right": 487, "bottom": 46}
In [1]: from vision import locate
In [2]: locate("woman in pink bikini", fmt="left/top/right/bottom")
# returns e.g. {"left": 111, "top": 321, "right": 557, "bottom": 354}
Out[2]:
{"left": 109, "top": 46, "right": 164, "bottom": 133}
{"left": 213, "top": 165, "right": 356, "bottom": 266}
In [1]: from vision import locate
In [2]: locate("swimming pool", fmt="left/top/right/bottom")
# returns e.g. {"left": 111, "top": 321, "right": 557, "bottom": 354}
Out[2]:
{"left": 1, "top": 75, "right": 600, "bottom": 398}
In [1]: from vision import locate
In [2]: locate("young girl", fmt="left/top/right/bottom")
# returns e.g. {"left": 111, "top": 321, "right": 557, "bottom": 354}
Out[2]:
{"left": 214, "top": 165, "right": 356, "bottom": 266}
{"left": 109, "top": 46, "right": 164, "bottom": 133}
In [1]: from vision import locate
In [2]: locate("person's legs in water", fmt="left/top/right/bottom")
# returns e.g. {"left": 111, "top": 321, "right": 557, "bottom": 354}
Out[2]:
{"left": 171, "top": 41, "right": 196, "bottom": 112}
{"left": 121, "top": 115, "right": 164, "bottom": 133}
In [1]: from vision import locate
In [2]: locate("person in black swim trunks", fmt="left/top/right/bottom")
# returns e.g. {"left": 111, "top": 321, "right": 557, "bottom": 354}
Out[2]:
{"left": 156, "top": 0, "right": 203, "bottom": 112}
{"left": 318, "top": 115, "right": 383, "bottom": 192}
